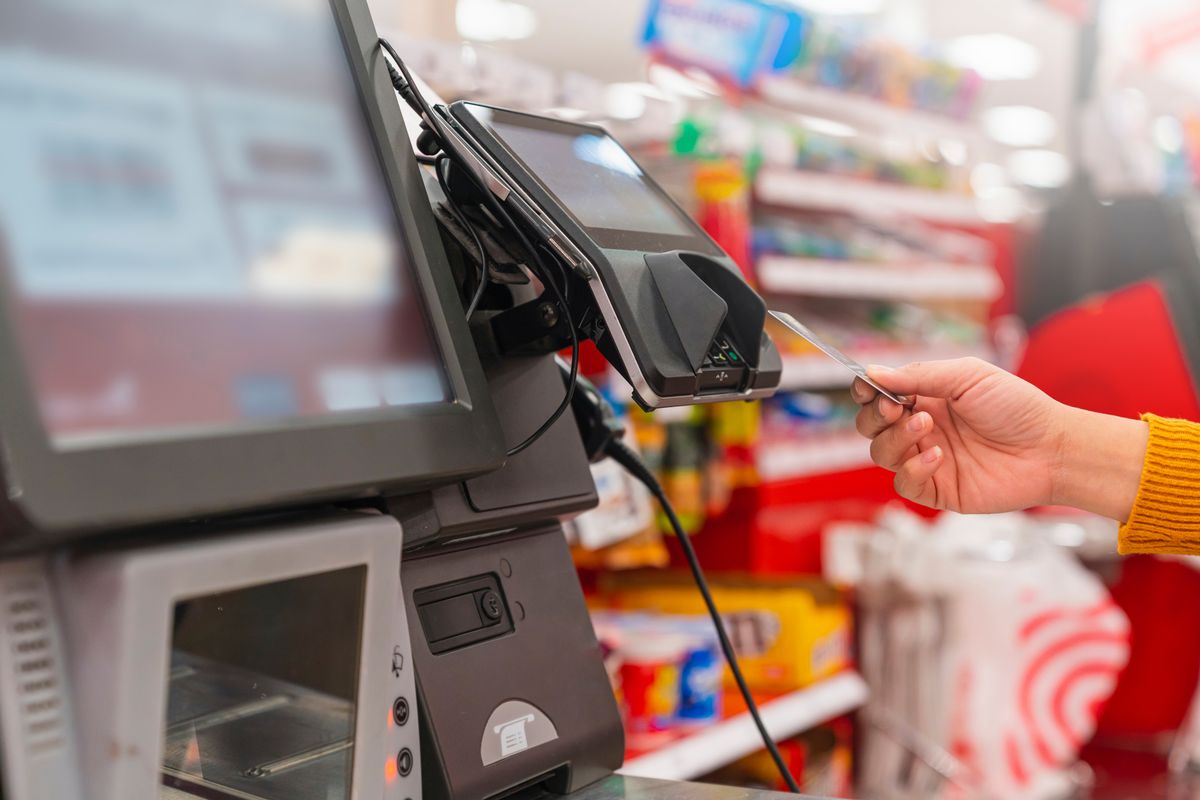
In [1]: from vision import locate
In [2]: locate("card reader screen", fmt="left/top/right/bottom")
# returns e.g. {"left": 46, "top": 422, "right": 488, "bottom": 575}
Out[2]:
{"left": 0, "top": 0, "right": 448, "bottom": 448}
{"left": 468, "top": 105, "right": 696, "bottom": 239}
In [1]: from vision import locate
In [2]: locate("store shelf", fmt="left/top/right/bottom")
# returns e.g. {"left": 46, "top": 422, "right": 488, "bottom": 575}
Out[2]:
{"left": 778, "top": 345, "right": 993, "bottom": 391}
{"left": 619, "top": 672, "right": 868, "bottom": 782}
{"left": 756, "top": 433, "right": 873, "bottom": 482}
{"left": 756, "top": 76, "right": 980, "bottom": 144}
{"left": 756, "top": 170, "right": 985, "bottom": 225}
{"left": 757, "top": 255, "right": 1002, "bottom": 301}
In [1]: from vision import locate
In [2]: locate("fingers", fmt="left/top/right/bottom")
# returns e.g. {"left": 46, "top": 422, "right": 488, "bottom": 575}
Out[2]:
{"left": 869, "top": 410, "right": 932, "bottom": 470}
{"left": 855, "top": 393, "right": 905, "bottom": 438}
{"left": 893, "top": 446, "right": 944, "bottom": 504}
{"left": 866, "top": 357, "right": 996, "bottom": 400}
{"left": 850, "top": 377, "right": 877, "bottom": 405}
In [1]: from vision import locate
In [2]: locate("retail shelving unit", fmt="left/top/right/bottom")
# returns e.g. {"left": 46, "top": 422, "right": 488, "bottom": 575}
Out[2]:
{"left": 778, "top": 345, "right": 996, "bottom": 392}
{"left": 756, "top": 169, "right": 985, "bottom": 225}
{"left": 619, "top": 672, "right": 869, "bottom": 782}
{"left": 756, "top": 76, "right": 981, "bottom": 144}
{"left": 757, "top": 434, "right": 872, "bottom": 482}
{"left": 758, "top": 255, "right": 1002, "bottom": 301}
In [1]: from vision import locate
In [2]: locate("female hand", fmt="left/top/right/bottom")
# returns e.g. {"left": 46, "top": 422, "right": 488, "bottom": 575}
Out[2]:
{"left": 852, "top": 358, "right": 1146, "bottom": 520}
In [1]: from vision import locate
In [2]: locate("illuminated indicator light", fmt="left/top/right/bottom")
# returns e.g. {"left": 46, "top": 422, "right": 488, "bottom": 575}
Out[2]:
{"left": 388, "top": 708, "right": 395, "bottom": 729}
{"left": 385, "top": 758, "right": 399, "bottom": 783}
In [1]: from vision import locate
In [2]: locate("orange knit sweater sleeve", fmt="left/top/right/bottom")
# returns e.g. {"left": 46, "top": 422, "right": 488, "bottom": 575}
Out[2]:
{"left": 1119, "top": 413, "right": 1200, "bottom": 555}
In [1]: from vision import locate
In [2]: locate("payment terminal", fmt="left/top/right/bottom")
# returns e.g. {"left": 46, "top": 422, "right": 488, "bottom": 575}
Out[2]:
{"left": 432, "top": 102, "right": 783, "bottom": 409}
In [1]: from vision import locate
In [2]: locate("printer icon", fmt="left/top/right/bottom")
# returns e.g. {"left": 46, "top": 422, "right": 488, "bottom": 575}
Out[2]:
{"left": 480, "top": 701, "right": 560, "bottom": 765}
{"left": 495, "top": 714, "right": 536, "bottom": 757}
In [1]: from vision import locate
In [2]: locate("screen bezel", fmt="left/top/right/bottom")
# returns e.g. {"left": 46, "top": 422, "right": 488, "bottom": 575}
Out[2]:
{"left": 0, "top": 0, "right": 504, "bottom": 540}
{"left": 455, "top": 103, "right": 723, "bottom": 256}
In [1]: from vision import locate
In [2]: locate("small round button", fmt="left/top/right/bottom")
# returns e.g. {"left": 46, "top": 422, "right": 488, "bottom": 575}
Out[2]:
{"left": 396, "top": 747, "right": 413, "bottom": 777}
{"left": 479, "top": 591, "right": 503, "bottom": 621}
{"left": 393, "top": 697, "right": 410, "bottom": 726}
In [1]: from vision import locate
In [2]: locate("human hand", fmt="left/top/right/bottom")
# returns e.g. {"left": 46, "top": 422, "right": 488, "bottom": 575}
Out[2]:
{"left": 851, "top": 357, "right": 1146, "bottom": 518}
{"left": 852, "top": 358, "right": 1064, "bottom": 513}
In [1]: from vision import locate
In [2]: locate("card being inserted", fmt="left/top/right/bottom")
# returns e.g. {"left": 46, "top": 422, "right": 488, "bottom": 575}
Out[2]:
{"left": 768, "top": 311, "right": 915, "bottom": 408}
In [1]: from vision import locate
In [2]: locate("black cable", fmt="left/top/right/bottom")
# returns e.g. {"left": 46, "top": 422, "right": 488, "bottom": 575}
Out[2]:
{"left": 377, "top": 37, "right": 580, "bottom": 460}
{"left": 379, "top": 38, "right": 432, "bottom": 121}
{"left": 605, "top": 437, "right": 804, "bottom": 795}
{"left": 435, "top": 154, "right": 488, "bottom": 317}
{"left": 478, "top": 193, "right": 578, "bottom": 458}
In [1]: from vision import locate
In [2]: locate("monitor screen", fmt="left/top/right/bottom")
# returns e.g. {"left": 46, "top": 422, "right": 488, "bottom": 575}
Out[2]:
{"left": 0, "top": 0, "right": 448, "bottom": 449}
{"left": 468, "top": 105, "right": 695, "bottom": 239}
{"left": 162, "top": 567, "right": 366, "bottom": 800}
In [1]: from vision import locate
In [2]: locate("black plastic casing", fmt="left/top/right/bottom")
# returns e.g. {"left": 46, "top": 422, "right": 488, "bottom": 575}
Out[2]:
{"left": 0, "top": 0, "right": 506, "bottom": 549}
{"left": 446, "top": 103, "right": 783, "bottom": 408}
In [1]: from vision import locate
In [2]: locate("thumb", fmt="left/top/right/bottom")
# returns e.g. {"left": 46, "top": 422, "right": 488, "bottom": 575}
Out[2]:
{"left": 867, "top": 357, "right": 995, "bottom": 400}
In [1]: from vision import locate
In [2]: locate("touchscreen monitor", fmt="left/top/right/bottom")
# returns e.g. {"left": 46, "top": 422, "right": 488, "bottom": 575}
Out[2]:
{"left": 0, "top": 0, "right": 504, "bottom": 538}
{"left": 0, "top": 0, "right": 447, "bottom": 448}
{"left": 458, "top": 103, "right": 718, "bottom": 253}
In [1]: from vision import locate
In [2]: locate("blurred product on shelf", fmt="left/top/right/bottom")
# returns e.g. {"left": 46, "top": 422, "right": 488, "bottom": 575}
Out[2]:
{"left": 768, "top": 299, "right": 990, "bottom": 370}
{"left": 753, "top": 214, "right": 993, "bottom": 268}
{"left": 641, "top": 0, "right": 810, "bottom": 89}
{"left": 672, "top": 110, "right": 969, "bottom": 193}
{"left": 700, "top": 721, "right": 853, "bottom": 796}
{"left": 597, "top": 572, "right": 851, "bottom": 694}
{"left": 592, "top": 611, "right": 725, "bottom": 749}
{"left": 789, "top": 24, "right": 981, "bottom": 121}
{"left": 565, "top": 431, "right": 658, "bottom": 551}
{"left": 826, "top": 507, "right": 1130, "bottom": 800}
{"left": 640, "top": 0, "right": 980, "bottom": 120}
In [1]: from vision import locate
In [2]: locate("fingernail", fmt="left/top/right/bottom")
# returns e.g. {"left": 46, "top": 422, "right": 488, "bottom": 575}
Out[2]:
{"left": 922, "top": 446, "right": 941, "bottom": 463}
{"left": 906, "top": 413, "right": 926, "bottom": 433}
{"left": 868, "top": 364, "right": 894, "bottom": 374}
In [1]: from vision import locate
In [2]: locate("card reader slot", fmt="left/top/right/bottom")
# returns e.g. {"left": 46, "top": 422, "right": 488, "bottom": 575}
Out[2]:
{"left": 415, "top": 574, "right": 514, "bottom": 655}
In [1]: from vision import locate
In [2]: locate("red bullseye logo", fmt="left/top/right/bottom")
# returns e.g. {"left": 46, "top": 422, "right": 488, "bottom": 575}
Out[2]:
{"left": 1004, "top": 601, "right": 1129, "bottom": 786}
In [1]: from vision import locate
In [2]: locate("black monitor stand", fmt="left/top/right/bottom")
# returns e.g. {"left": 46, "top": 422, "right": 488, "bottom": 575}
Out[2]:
{"left": 388, "top": 352, "right": 624, "bottom": 800}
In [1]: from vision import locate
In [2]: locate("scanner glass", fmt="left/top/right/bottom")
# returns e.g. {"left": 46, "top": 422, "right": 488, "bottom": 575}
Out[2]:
{"left": 161, "top": 567, "right": 366, "bottom": 800}
{"left": 0, "top": 0, "right": 447, "bottom": 448}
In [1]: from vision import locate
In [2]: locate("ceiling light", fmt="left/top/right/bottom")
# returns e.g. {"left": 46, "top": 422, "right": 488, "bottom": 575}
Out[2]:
{"left": 781, "top": 0, "right": 884, "bottom": 14}
{"left": 795, "top": 115, "right": 856, "bottom": 138}
{"left": 938, "top": 138, "right": 968, "bottom": 166}
{"left": 605, "top": 84, "right": 650, "bottom": 120}
{"left": 976, "top": 186, "right": 1025, "bottom": 223}
{"left": 944, "top": 34, "right": 1041, "bottom": 81}
{"left": 648, "top": 63, "right": 717, "bottom": 99}
{"left": 545, "top": 107, "right": 589, "bottom": 121}
{"left": 970, "top": 162, "right": 1008, "bottom": 195}
{"left": 1154, "top": 115, "right": 1185, "bottom": 154}
{"left": 983, "top": 105, "right": 1057, "bottom": 148}
{"left": 1007, "top": 149, "right": 1071, "bottom": 189}
{"left": 456, "top": 0, "right": 537, "bottom": 42}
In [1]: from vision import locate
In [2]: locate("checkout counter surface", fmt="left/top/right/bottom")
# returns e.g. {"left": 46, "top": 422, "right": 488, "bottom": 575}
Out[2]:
{"left": 556, "top": 776, "right": 825, "bottom": 800}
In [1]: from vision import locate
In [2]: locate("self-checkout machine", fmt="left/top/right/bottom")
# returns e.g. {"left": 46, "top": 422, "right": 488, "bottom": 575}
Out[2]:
{"left": 0, "top": 0, "right": 504, "bottom": 798}
{"left": 0, "top": 0, "right": 800, "bottom": 799}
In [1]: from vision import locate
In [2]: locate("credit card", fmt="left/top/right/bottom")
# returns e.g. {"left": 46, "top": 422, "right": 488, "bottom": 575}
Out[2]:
{"left": 768, "top": 310, "right": 915, "bottom": 407}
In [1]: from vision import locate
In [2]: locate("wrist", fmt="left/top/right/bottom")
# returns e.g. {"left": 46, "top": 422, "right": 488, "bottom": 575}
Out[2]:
{"left": 1052, "top": 405, "right": 1148, "bottom": 521}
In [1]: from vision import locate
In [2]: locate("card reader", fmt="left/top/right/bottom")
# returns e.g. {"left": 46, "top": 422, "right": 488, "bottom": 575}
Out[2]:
{"left": 432, "top": 102, "right": 783, "bottom": 409}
